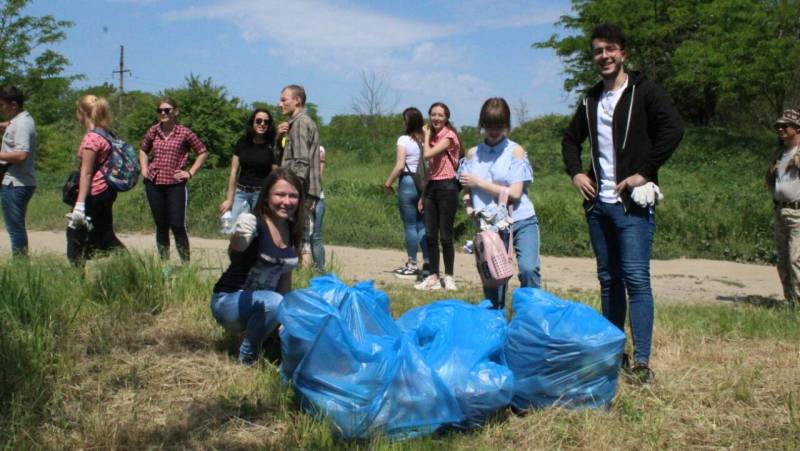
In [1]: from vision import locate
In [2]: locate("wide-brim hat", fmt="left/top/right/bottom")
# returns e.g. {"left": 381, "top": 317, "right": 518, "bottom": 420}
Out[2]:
{"left": 775, "top": 109, "right": 800, "bottom": 128}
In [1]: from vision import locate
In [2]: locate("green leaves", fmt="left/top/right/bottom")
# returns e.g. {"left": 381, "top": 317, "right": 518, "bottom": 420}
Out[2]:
{"left": 536, "top": 0, "right": 800, "bottom": 127}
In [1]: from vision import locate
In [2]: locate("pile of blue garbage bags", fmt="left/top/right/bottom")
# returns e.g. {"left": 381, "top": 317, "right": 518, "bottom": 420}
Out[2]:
{"left": 275, "top": 274, "right": 626, "bottom": 439}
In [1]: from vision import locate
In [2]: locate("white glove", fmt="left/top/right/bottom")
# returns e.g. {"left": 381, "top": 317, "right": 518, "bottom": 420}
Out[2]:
{"left": 229, "top": 212, "right": 258, "bottom": 251}
{"left": 66, "top": 202, "right": 93, "bottom": 230}
{"left": 631, "top": 182, "right": 664, "bottom": 208}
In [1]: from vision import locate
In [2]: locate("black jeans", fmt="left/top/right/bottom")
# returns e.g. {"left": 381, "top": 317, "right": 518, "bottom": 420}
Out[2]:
{"left": 144, "top": 180, "right": 190, "bottom": 262}
{"left": 423, "top": 178, "right": 459, "bottom": 276}
{"left": 67, "top": 188, "right": 126, "bottom": 266}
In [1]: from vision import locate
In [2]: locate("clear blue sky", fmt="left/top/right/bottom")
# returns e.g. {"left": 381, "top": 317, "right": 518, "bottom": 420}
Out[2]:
{"left": 29, "top": 0, "right": 576, "bottom": 126}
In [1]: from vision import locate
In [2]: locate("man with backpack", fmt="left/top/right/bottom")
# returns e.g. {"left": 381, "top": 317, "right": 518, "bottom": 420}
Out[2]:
{"left": 0, "top": 86, "right": 37, "bottom": 256}
{"left": 561, "top": 24, "right": 684, "bottom": 384}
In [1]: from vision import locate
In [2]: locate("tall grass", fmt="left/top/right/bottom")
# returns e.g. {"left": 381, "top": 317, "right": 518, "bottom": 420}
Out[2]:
{"left": 0, "top": 254, "right": 797, "bottom": 449}
{"left": 22, "top": 123, "right": 778, "bottom": 263}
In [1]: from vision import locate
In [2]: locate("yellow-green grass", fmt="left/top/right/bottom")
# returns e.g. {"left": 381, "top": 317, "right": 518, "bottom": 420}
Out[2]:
{"left": 1, "top": 254, "right": 797, "bottom": 449}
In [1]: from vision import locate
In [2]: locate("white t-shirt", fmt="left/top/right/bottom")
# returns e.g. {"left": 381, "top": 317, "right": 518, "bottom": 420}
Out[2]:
{"left": 397, "top": 135, "right": 421, "bottom": 172}
{"left": 596, "top": 77, "right": 628, "bottom": 203}
{"left": 775, "top": 146, "right": 800, "bottom": 202}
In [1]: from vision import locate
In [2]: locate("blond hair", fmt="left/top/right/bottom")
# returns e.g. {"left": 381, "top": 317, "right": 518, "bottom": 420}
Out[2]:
{"left": 76, "top": 94, "right": 112, "bottom": 130}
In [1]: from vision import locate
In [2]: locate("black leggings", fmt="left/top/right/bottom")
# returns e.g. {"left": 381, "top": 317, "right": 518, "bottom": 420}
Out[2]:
{"left": 423, "top": 178, "right": 459, "bottom": 276}
{"left": 67, "top": 188, "right": 126, "bottom": 266}
{"left": 144, "top": 180, "right": 190, "bottom": 261}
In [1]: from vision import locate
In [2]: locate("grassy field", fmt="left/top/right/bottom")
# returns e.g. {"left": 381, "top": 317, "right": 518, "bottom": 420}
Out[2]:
{"left": 19, "top": 122, "right": 779, "bottom": 264}
{"left": 1, "top": 253, "right": 798, "bottom": 449}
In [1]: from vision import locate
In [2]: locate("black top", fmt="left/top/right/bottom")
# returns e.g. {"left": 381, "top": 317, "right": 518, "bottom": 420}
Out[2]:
{"left": 213, "top": 219, "right": 299, "bottom": 293}
{"left": 233, "top": 136, "right": 274, "bottom": 189}
{"left": 561, "top": 71, "right": 684, "bottom": 210}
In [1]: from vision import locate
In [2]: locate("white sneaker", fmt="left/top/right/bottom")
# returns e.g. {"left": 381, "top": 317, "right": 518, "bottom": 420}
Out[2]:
{"left": 443, "top": 275, "right": 457, "bottom": 291}
{"left": 414, "top": 275, "right": 441, "bottom": 291}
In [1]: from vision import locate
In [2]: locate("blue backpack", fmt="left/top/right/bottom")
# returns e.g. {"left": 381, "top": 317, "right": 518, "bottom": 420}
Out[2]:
{"left": 91, "top": 128, "right": 140, "bottom": 192}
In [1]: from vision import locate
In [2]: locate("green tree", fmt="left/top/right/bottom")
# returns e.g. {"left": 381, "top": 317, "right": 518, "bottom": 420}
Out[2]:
{"left": 0, "top": 0, "right": 78, "bottom": 125}
{"left": 535, "top": 0, "right": 800, "bottom": 127}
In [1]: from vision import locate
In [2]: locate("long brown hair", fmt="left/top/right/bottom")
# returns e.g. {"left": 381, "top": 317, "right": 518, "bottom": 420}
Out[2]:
{"left": 253, "top": 167, "right": 306, "bottom": 250}
{"left": 403, "top": 107, "right": 424, "bottom": 142}
{"left": 428, "top": 102, "right": 462, "bottom": 158}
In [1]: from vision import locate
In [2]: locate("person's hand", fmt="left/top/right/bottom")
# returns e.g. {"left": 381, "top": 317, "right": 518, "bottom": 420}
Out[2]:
{"left": 614, "top": 173, "right": 647, "bottom": 194}
{"left": 174, "top": 169, "right": 192, "bottom": 182}
{"left": 277, "top": 122, "right": 290, "bottom": 136}
{"left": 383, "top": 184, "right": 395, "bottom": 195}
{"left": 0, "top": 121, "right": 8, "bottom": 131}
{"left": 218, "top": 199, "right": 233, "bottom": 215}
{"left": 66, "top": 202, "right": 92, "bottom": 230}
{"left": 572, "top": 173, "right": 596, "bottom": 200}
{"left": 466, "top": 206, "right": 475, "bottom": 217}
{"left": 417, "top": 197, "right": 424, "bottom": 213}
{"left": 141, "top": 167, "right": 149, "bottom": 179}
{"left": 230, "top": 212, "right": 258, "bottom": 251}
{"left": 459, "top": 173, "right": 483, "bottom": 189}
{"left": 631, "top": 182, "right": 664, "bottom": 207}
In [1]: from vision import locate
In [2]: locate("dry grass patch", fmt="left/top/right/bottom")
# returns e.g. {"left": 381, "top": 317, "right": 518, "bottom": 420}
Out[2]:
{"left": 7, "top": 274, "right": 800, "bottom": 450}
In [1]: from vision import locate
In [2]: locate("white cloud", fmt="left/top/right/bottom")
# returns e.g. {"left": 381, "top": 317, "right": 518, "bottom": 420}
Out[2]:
{"left": 165, "top": 0, "right": 569, "bottom": 122}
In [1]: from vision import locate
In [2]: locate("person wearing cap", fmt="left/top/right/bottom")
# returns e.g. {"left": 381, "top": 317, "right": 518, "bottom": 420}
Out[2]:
{"left": 767, "top": 108, "right": 800, "bottom": 309}
{"left": 561, "top": 23, "right": 684, "bottom": 384}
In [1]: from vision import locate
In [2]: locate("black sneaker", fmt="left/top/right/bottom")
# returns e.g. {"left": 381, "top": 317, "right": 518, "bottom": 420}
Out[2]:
{"left": 629, "top": 362, "right": 654, "bottom": 385}
{"left": 393, "top": 262, "right": 419, "bottom": 280}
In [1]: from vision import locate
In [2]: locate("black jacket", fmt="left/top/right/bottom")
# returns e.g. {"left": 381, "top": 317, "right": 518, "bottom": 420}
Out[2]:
{"left": 561, "top": 71, "right": 684, "bottom": 210}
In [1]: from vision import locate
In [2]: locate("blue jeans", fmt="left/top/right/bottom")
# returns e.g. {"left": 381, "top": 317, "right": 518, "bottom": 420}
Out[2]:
{"left": 0, "top": 184, "right": 35, "bottom": 255}
{"left": 211, "top": 290, "right": 283, "bottom": 365}
{"left": 231, "top": 188, "right": 260, "bottom": 225}
{"left": 586, "top": 201, "right": 655, "bottom": 364}
{"left": 483, "top": 215, "right": 541, "bottom": 309}
{"left": 311, "top": 197, "right": 326, "bottom": 272}
{"left": 398, "top": 175, "right": 429, "bottom": 264}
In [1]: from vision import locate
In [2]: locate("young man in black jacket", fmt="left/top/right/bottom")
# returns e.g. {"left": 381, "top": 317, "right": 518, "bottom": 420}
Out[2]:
{"left": 561, "top": 23, "right": 684, "bottom": 384}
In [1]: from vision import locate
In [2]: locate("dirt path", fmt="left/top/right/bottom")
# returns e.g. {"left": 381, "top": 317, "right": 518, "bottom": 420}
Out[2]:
{"left": 2, "top": 230, "right": 783, "bottom": 305}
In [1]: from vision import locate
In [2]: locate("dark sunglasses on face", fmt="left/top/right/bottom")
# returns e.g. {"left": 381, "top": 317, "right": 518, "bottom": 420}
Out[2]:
{"left": 156, "top": 108, "right": 173, "bottom": 114}
{"left": 254, "top": 118, "right": 270, "bottom": 125}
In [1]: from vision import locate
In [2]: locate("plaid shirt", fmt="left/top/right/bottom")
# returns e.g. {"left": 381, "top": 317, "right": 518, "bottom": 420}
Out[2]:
{"left": 140, "top": 124, "right": 207, "bottom": 185}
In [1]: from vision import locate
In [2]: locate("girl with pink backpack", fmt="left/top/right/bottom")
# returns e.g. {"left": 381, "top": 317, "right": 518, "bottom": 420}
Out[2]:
{"left": 458, "top": 97, "right": 541, "bottom": 309}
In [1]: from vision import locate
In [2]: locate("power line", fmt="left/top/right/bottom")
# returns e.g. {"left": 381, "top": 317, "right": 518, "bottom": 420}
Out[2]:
{"left": 112, "top": 45, "right": 132, "bottom": 111}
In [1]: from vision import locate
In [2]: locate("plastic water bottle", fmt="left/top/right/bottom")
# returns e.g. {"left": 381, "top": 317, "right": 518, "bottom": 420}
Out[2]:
{"left": 463, "top": 240, "right": 474, "bottom": 254}
{"left": 220, "top": 211, "right": 232, "bottom": 235}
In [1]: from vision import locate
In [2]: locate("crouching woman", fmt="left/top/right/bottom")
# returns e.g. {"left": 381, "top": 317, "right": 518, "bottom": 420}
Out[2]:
{"left": 211, "top": 167, "right": 304, "bottom": 365}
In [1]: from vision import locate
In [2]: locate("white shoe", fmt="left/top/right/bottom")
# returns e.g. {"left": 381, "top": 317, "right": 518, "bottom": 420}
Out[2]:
{"left": 414, "top": 275, "right": 441, "bottom": 291}
{"left": 443, "top": 275, "right": 457, "bottom": 291}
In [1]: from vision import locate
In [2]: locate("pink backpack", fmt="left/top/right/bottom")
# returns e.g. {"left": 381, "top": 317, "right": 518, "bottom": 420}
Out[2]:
{"left": 473, "top": 188, "right": 514, "bottom": 287}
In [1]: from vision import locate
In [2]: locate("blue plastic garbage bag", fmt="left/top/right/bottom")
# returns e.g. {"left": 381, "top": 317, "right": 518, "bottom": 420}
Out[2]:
{"left": 397, "top": 300, "right": 514, "bottom": 427}
{"left": 279, "top": 275, "right": 398, "bottom": 381}
{"left": 277, "top": 288, "right": 340, "bottom": 380}
{"left": 506, "top": 288, "right": 625, "bottom": 410}
{"left": 294, "top": 315, "right": 463, "bottom": 439}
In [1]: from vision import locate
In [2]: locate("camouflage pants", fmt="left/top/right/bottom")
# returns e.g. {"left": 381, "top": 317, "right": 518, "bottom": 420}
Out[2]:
{"left": 773, "top": 207, "right": 800, "bottom": 308}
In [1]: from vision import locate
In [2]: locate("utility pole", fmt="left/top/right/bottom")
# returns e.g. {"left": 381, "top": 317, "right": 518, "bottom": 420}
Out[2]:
{"left": 112, "top": 45, "right": 131, "bottom": 112}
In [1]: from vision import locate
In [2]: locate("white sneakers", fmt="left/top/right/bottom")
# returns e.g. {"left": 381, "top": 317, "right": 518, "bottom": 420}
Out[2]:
{"left": 414, "top": 275, "right": 441, "bottom": 291}
{"left": 442, "top": 275, "right": 457, "bottom": 291}
{"left": 414, "top": 275, "right": 458, "bottom": 291}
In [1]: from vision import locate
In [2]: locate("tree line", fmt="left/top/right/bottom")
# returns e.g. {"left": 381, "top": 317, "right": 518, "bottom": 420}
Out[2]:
{"left": 536, "top": 0, "right": 800, "bottom": 127}
{"left": 3, "top": 0, "right": 796, "bottom": 174}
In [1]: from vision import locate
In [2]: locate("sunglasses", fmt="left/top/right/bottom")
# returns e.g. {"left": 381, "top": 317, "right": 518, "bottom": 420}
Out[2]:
{"left": 156, "top": 108, "right": 173, "bottom": 115}
{"left": 254, "top": 118, "right": 270, "bottom": 126}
